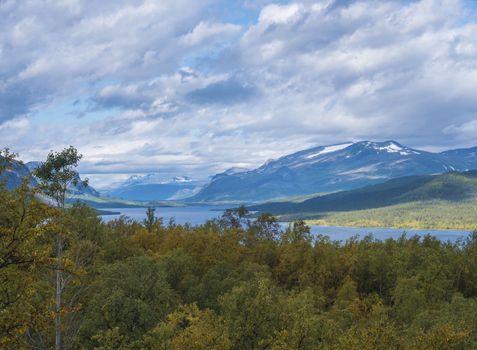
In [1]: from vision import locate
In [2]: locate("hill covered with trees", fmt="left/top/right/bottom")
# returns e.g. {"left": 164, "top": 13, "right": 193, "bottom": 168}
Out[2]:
{"left": 250, "top": 171, "right": 477, "bottom": 229}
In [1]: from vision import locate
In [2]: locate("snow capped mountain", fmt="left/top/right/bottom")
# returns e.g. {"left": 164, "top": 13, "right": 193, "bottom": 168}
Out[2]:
{"left": 357, "top": 141, "right": 421, "bottom": 155}
{"left": 120, "top": 174, "right": 193, "bottom": 187}
{"left": 172, "top": 176, "right": 193, "bottom": 183}
{"left": 189, "top": 140, "right": 477, "bottom": 203}
{"left": 105, "top": 174, "right": 204, "bottom": 201}
{"left": 304, "top": 143, "right": 354, "bottom": 159}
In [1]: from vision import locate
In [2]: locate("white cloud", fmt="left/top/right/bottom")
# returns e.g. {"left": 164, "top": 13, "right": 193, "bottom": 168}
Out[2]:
{"left": 2, "top": 0, "right": 477, "bottom": 185}
{"left": 444, "top": 119, "right": 477, "bottom": 139}
{"left": 0, "top": 117, "right": 30, "bottom": 131}
{"left": 258, "top": 3, "right": 305, "bottom": 24}
{"left": 180, "top": 21, "right": 241, "bottom": 46}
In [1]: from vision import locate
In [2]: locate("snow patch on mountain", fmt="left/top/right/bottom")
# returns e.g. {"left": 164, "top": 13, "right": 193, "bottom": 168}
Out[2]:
{"left": 305, "top": 143, "right": 353, "bottom": 159}
{"left": 121, "top": 174, "right": 194, "bottom": 187}
{"left": 366, "top": 141, "right": 421, "bottom": 156}
{"left": 172, "top": 176, "right": 192, "bottom": 183}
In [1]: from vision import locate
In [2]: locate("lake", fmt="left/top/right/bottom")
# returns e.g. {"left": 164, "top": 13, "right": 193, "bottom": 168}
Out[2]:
{"left": 100, "top": 206, "right": 472, "bottom": 243}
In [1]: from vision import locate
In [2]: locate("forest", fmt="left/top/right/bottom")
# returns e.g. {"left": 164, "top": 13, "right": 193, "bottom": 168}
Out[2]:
{"left": 2, "top": 148, "right": 477, "bottom": 349}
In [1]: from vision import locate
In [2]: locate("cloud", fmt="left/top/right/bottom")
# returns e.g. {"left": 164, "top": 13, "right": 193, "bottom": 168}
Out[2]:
{"left": 444, "top": 119, "right": 477, "bottom": 140}
{"left": 0, "top": 117, "right": 30, "bottom": 131}
{"left": 180, "top": 21, "right": 241, "bottom": 46}
{"left": 0, "top": 0, "right": 209, "bottom": 121}
{"left": 186, "top": 78, "right": 257, "bottom": 105}
{"left": 92, "top": 84, "right": 155, "bottom": 110}
{"left": 2, "top": 0, "right": 477, "bottom": 184}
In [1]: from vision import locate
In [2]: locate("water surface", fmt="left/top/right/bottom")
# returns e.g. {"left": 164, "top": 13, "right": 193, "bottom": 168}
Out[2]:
{"left": 101, "top": 206, "right": 471, "bottom": 243}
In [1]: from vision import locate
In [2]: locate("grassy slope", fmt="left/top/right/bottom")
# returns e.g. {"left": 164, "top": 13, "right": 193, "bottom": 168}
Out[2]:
{"left": 251, "top": 171, "right": 477, "bottom": 230}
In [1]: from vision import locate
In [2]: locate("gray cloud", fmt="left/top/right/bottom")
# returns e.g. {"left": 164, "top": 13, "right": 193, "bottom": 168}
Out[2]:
{"left": 92, "top": 85, "right": 155, "bottom": 110}
{"left": 186, "top": 79, "right": 256, "bottom": 105}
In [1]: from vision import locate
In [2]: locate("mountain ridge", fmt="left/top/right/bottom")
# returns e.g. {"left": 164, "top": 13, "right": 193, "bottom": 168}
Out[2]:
{"left": 249, "top": 170, "right": 477, "bottom": 215}
{"left": 189, "top": 140, "right": 477, "bottom": 203}
{"left": 248, "top": 170, "right": 477, "bottom": 230}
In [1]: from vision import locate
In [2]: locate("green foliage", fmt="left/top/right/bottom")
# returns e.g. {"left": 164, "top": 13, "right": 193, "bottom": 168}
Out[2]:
{"left": 218, "top": 205, "right": 250, "bottom": 229}
{"left": 248, "top": 213, "right": 282, "bottom": 241}
{"left": 143, "top": 304, "right": 231, "bottom": 350}
{"left": 2, "top": 162, "right": 477, "bottom": 349}
{"left": 0, "top": 182, "right": 55, "bottom": 349}
{"left": 34, "top": 145, "right": 86, "bottom": 208}
{"left": 143, "top": 207, "right": 163, "bottom": 233}
{"left": 80, "top": 256, "right": 177, "bottom": 347}
{"left": 281, "top": 220, "right": 312, "bottom": 244}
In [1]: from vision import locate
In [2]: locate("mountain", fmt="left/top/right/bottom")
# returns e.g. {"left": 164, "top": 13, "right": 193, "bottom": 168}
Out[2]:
{"left": 189, "top": 141, "right": 477, "bottom": 203}
{"left": 106, "top": 174, "right": 204, "bottom": 201}
{"left": 1, "top": 156, "right": 185, "bottom": 208}
{"left": 249, "top": 171, "right": 477, "bottom": 215}
{"left": 25, "top": 161, "right": 100, "bottom": 197}
{"left": 0, "top": 158, "right": 99, "bottom": 197}
{"left": 440, "top": 146, "right": 477, "bottom": 169}
{"left": 0, "top": 157, "right": 37, "bottom": 190}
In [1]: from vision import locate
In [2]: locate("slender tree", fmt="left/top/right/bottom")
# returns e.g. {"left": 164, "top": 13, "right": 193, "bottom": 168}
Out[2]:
{"left": 34, "top": 146, "right": 86, "bottom": 350}
{"left": 143, "top": 207, "right": 162, "bottom": 233}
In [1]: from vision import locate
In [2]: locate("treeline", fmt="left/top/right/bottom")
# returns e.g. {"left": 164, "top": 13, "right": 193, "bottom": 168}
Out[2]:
{"left": 2, "top": 149, "right": 477, "bottom": 349}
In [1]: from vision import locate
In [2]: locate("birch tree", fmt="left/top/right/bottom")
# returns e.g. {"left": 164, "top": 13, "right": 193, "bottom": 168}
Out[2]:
{"left": 34, "top": 146, "right": 86, "bottom": 350}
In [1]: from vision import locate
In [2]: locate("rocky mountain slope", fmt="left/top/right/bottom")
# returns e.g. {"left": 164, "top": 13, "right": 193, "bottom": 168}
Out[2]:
{"left": 190, "top": 141, "right": 477, "bottom": 203}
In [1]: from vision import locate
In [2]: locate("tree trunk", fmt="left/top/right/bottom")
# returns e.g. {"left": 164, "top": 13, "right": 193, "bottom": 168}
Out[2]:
{"left": 55, "top": 236, "right": 62, "bottom": 350}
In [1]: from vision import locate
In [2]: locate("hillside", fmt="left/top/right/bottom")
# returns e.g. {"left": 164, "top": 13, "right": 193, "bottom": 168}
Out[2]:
{"left": 0, "top": 156, "right": 37, "bottom": 189}
{"left": 190, "top": 141, "right": 477, "bottom": 203}
{"left": 250, "top": 171, "right": 477, "bottom": 229}
{"left": 1, "top": 156, "right": 145, "bottom": 208}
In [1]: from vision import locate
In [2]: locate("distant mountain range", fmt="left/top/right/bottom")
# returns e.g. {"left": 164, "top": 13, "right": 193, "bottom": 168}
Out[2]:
{"left": 3, "top": 140, "right": 477, "bottom": 205}
{"left": 249, "top": 171, "right": 477, "bottom": 215}
{"left": 0, "top": 155, "right": 202, "bottom": 205}
{"left": 104, "top": 174, "right": 204, "bottom": 201}
{"left": 189, "top": 141, "right": 477, "bottom": 203}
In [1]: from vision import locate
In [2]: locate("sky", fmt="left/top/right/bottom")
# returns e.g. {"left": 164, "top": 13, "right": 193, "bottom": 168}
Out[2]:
{"left": 1, "top": 0, "right": 477, "bottom": 188}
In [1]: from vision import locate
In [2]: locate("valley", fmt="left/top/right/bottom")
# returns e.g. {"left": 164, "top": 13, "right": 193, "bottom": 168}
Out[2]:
{"left": 3, "top": 140, "right": 477, "bottom": 231}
